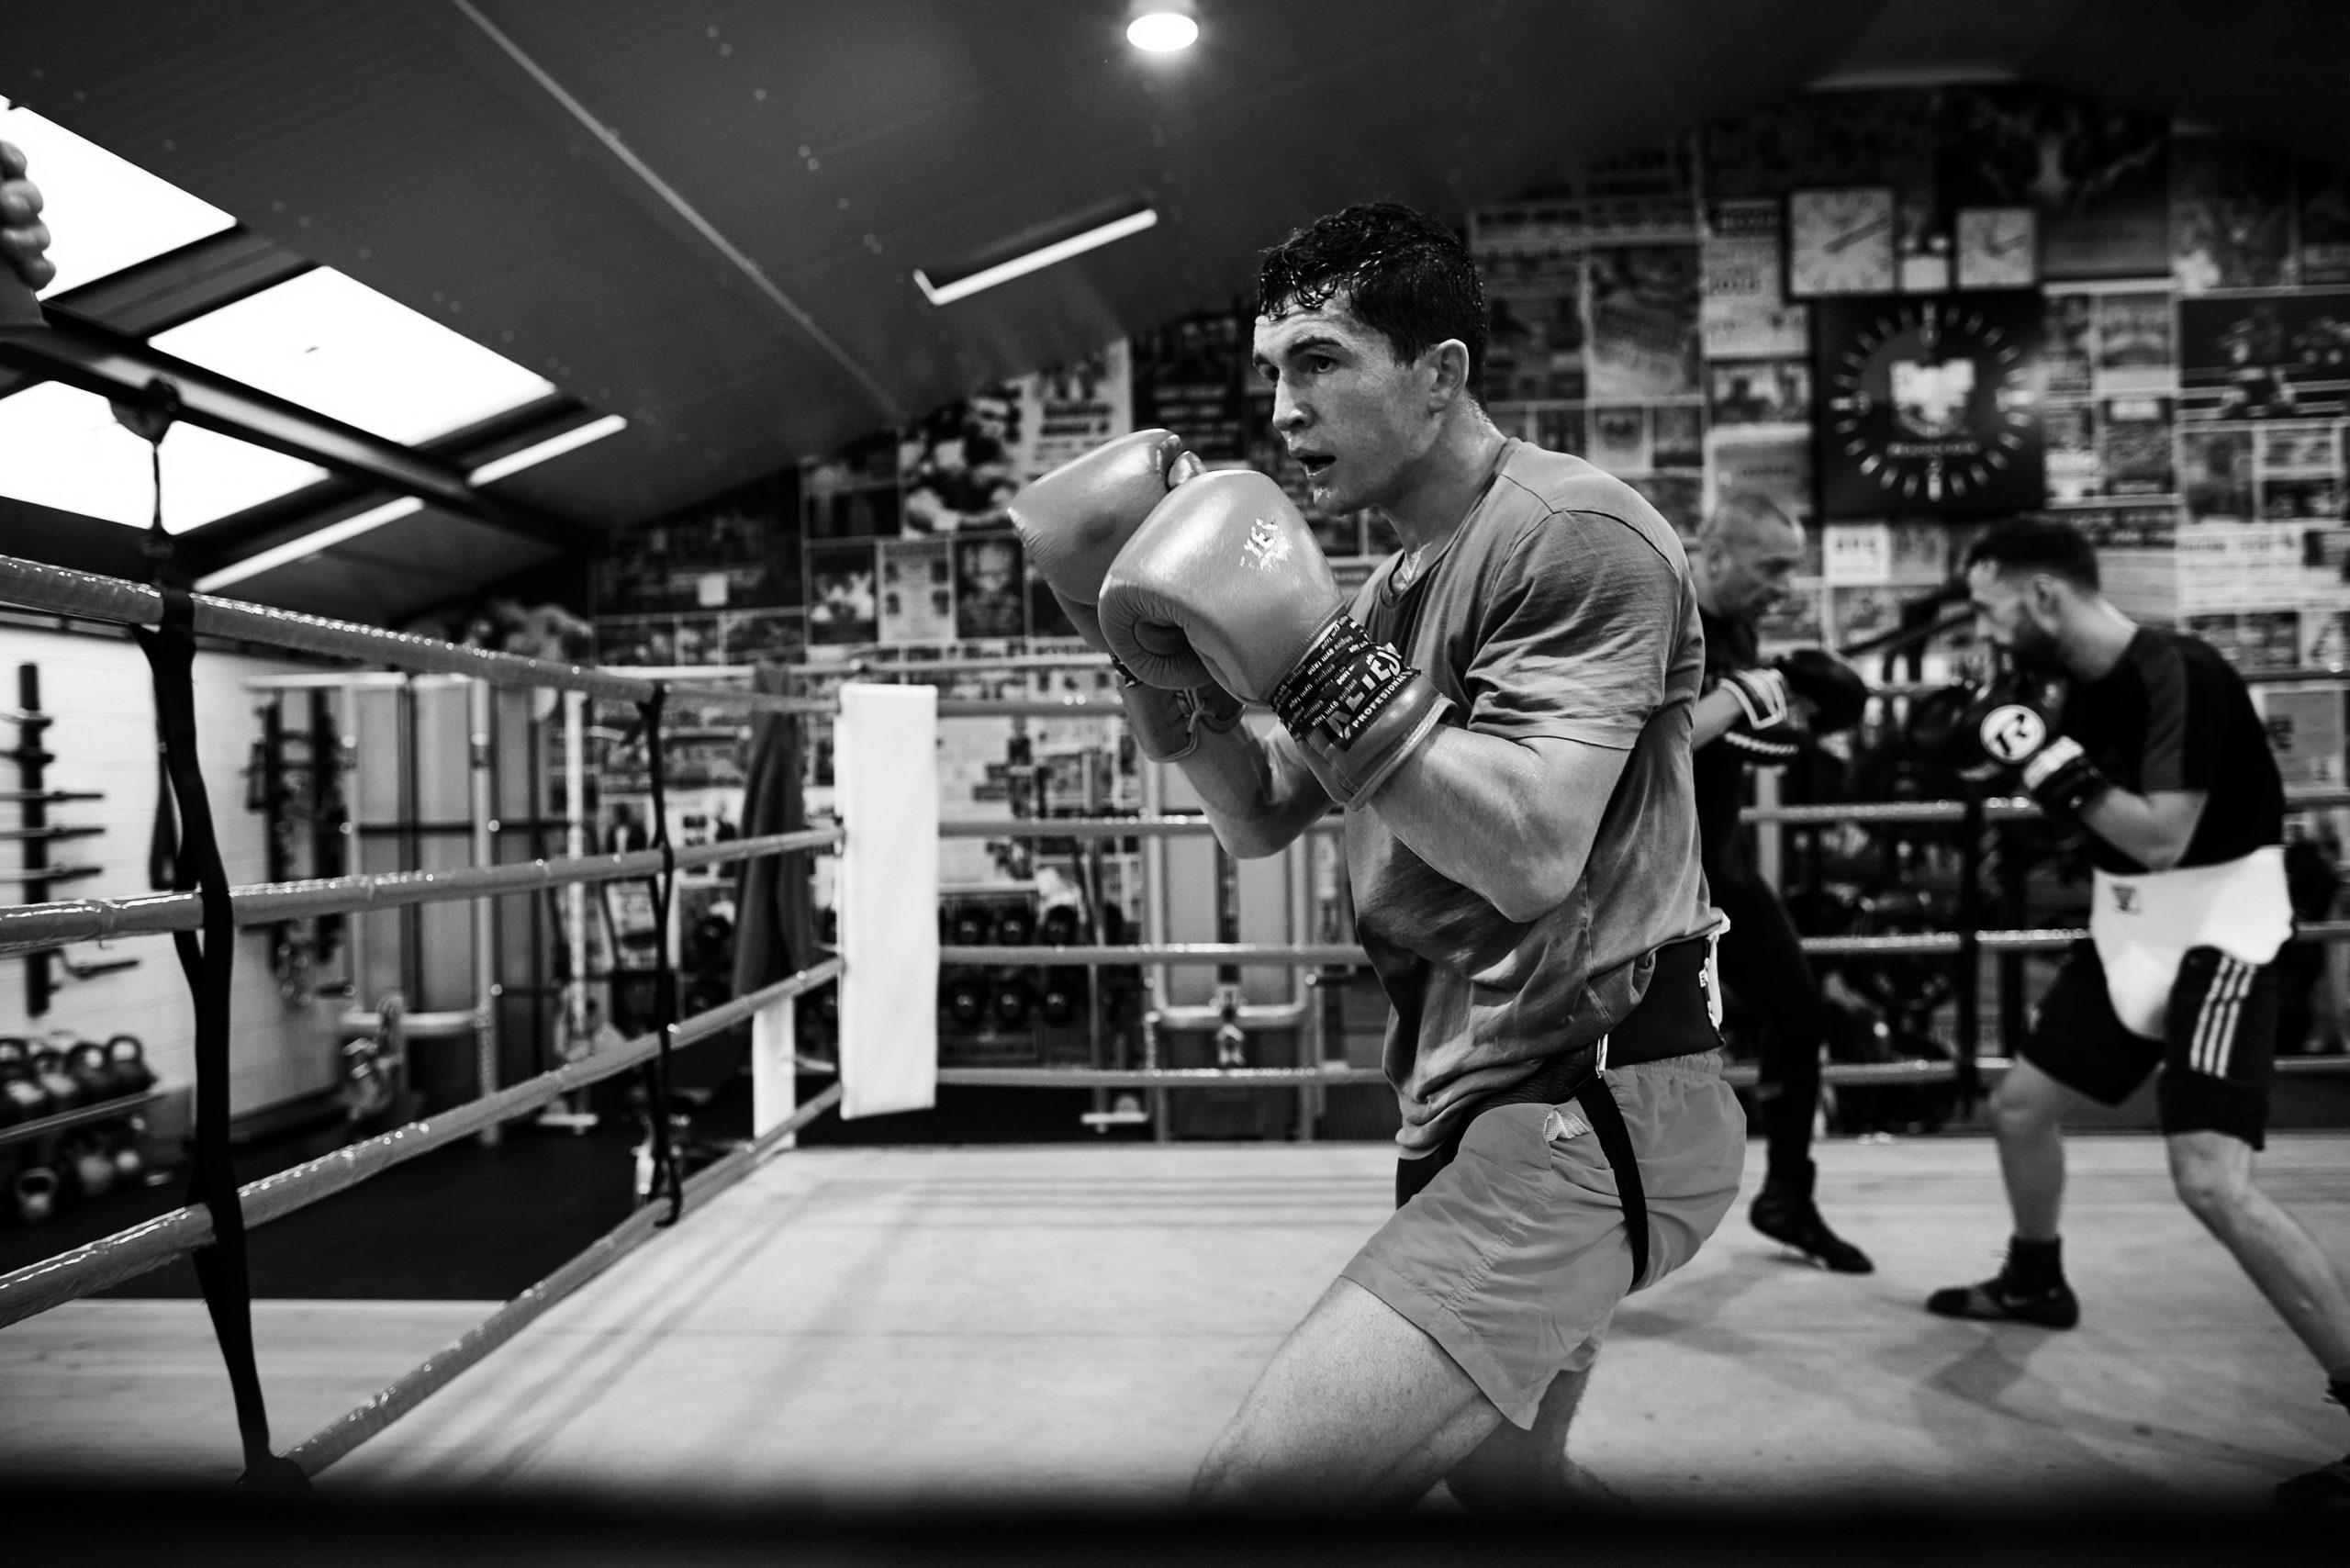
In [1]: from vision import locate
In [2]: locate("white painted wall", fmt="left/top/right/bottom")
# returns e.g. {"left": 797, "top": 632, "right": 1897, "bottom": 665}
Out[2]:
{"left": 0, "top": 623, "right": 344, "bottom": 1129}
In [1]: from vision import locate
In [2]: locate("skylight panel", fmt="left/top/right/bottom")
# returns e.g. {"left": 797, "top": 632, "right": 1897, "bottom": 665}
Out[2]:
{"left": 0, "top": 381, "right": 326, "bottom": 531}
{"left": 151, "top": 268, "right": 557, "bottom": 447}
{"left": 0, "top": 98, "right": 237, "bottom": 296}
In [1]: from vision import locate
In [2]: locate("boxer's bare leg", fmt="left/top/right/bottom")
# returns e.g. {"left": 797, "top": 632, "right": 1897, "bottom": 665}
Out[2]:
{"left": 1192, "top": 1277, "right": 1503, "bottom": 1511}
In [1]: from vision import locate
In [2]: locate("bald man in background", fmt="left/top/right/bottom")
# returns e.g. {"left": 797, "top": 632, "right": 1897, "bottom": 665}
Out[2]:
{"left": 1688, "top": 495, "right": 1873, "bottom": 1272}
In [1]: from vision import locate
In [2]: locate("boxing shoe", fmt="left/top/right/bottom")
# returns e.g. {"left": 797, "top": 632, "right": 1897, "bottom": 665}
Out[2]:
{"left": 2276, "top": 1383, "right": 2350, "bottom": 1509}
{"left": 1749, "top": 1179, "right": 1874, "bottom": 1273}
{"left": 1925, "top": 1270, "right": 2080, "bottom": 1328}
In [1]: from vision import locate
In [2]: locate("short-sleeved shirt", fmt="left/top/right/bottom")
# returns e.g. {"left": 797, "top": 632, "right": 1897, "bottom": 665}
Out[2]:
{"left": 1338, "top": 440, "right": 1716, "bottom": 1153}
{"left": 1693, "top": 606, "right": 1758, "bottom": 886}
{"left": 2058, "top": 627, "right": 2283, "bottom": 875}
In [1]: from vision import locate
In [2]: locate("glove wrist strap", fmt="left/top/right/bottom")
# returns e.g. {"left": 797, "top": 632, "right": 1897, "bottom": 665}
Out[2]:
{"left": 1269, "top": 611, "right": 1420, "bottom": 745}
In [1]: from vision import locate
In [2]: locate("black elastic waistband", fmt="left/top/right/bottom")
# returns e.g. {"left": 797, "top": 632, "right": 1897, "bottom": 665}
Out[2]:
{"left": 1502, "top": 934, "right": 1719, "bottom": 1105}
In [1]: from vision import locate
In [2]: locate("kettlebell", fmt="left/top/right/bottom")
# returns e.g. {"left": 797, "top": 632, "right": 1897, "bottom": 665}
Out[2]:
{"left": 948, "top": 903, "right": 990, "bottom": 948}
{"left": 12, "top": 1166, "right": 60, "bottom": 1225}
{"left": 67, "top": 1135, "right": 116, "bottom": 1201}
{"left": 31, "top": 1048, "right": 80, "bottom": 1114}
{"left": 942, "top": 968, "right": 987, "bottom": 1029}
{"left": 1038, "top": 904, "right": 1082, "bottom": 947}
{"left": 111, "top": 1117, "right": 147, "bottom": 1184}
{"left": 1040, "top": 968, "right": 1084, "bottom": 1027}
{"left": 68, "top": 1040, "right": 119, "bottom": 1104}
{"left": 0, "top": 1038, "right": 49, "bottom": 1124}
{"left": 994, "top": 904, "right": 1036, "bottom": 947}
{"left": 106, "top": 1035, "right": 157, "bottom": 1095}
{"left": 991, "top": 973, "right": 1036, "bottom": 1029}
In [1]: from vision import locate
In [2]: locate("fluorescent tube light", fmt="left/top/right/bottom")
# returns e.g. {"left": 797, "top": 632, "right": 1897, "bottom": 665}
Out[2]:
{"left": 195, "top": 497, "right": 424, "bottom": 593}
{"left": 466, "top": 413, "right": 630, "bottom": 485}
{"left": 1127, "top": 11, "right": 1199, "bottom": 51}
{"left": 915, "top": 207, "right": 1158, "bottom": 307}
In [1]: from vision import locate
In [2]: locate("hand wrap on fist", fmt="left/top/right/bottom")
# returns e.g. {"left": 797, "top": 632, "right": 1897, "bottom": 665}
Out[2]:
{"left": 1097, "top": 470, "right": 1449, "bottom": 805}
{"left": 1966, "top": 671, "right": 2109, "bottom": 820}
{"left": 1006, "top": 429, "right": 1234, "bottom": 762}
{"left": 1716, "top": 666, "right": 1806, "bottom": 762}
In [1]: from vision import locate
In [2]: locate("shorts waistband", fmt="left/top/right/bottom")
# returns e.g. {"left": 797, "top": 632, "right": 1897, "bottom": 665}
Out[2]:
{"left": 1494, "top": 935, "right": 1724, "bottom": 1108}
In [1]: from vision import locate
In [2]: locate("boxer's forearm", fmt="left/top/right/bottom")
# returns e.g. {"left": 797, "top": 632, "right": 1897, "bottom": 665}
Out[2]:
{"left": 1371, "top": 727, "right": 1631, "bottom": 924}
{"left": 1183, "top": 717, "right": 1334, "bottom": 858}
{"left": 2078, "top": 786, "right": 2208, "bottom": 872}
{"left": 1689, "top": 687, "right": 1742, "bottom": 749}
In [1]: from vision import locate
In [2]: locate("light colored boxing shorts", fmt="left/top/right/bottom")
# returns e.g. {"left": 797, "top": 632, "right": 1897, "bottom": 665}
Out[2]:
{"left": 1337, "top": 1050, "right": 1743, "bottom": 1428}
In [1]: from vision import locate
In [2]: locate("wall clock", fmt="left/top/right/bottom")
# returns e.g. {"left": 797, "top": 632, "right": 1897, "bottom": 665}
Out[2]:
{"left": 1953, "top": 206, "right": 2040, "bottom": 289}
{"left": 1785, "top": 187, "right": 1898, "bottom": 298}
{"left": 1816, "top": 292, "right": 2045, "bottom": 518}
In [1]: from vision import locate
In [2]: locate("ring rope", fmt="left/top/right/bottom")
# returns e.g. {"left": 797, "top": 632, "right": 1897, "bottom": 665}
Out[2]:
{"left": 0, "top": 826, "right": 840, "bottom": 957}
{"left": 281, "top": 1081, "right": 846, "bottom": 1479}
{"left": 0, "top": 959, "right": 842, "bottom": 1329}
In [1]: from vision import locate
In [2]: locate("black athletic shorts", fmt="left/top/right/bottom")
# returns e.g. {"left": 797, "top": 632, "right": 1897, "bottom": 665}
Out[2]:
{"left": 2022, "top": 939, "right": 2274, "bottom": 1149}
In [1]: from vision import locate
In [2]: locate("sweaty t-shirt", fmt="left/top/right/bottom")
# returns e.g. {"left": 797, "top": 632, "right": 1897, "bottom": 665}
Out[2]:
{"left": 1693, "top": 606, "right": 1757, "bottom": 887}
{"left": 1336, "top": 440, "right": 1716, "bottom": 1153}
{"left": 2058, "top": 626, "right": 2283, "bottom": 875}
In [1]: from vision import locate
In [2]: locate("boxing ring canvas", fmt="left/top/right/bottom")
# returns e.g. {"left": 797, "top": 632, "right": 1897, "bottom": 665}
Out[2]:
{"left": 10, "top": 1132, "right": 2344, "bottom": 1506}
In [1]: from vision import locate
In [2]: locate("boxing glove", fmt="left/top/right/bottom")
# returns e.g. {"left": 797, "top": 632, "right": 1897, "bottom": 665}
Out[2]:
{"left": 1774, "top": 648, "right": 1870, "bottom": 736}
{"left": 1007, "top": 429, "right": 1237, "bottom": 761}
{"left": 1714, "top": 666, "right": 1806, "bottom": 762}
{"left": 1098, "top": 470, "right": 1449, "bottom": 804}
{"left": 1967, "top": 670, "right": 2109, "bottom": 819}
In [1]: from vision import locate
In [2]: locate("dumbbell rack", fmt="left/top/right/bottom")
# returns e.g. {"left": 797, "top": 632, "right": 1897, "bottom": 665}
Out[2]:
{"left": 7, "top": 662, "right": 106, "bottom": 1014}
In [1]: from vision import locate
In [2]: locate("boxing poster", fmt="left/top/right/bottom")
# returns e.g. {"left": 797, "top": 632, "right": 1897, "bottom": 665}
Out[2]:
{"left": 1700, "top": 201, "right": 1808, "bottom": 360}
{"left": 2041, "top": 290, "right": 2097, "bottom": 399}
{"left": 1479, "top": 244, "right": 1587, "bottom": 403}
{"left": 1651, "top": 403, "right": 1705, "bottom": 470}
{"left": 1702, "top": 89, "right": 1934, "bottom": 201}
{"left": 901, "top": 390, "right": 1022, "bottom": 534}
{"left": 2172, "top": 137, "right": 2298, "bottom": 294}
{"left": 2256, "top": 423, "right": 2344, "bottom": 521}
{"left": 1011, "top": 342, "right": 1132, "bottom": 483}
{"left": 1471, "top": 142, "right": 1699, "bottom": 246}
{"left": 2300, "top": 162, "right": 2350, "bottom": 286}
{"left": 720, "top": 610, "right": 804, "bottom": 666}
{"left": 1133, "top": 308, "right": 1249, "bottom": 463}
{"left": 1628, "top": 474, "right": 1702, "bottom": 535}
{"left": 1588, "top": 405, "right": 1651, "bottom": 475}
{"left": 2179, "top": 427, "right": 2256, "bottom": 520}
{"left": 2093, "top": 291, "right": 2177, "bottom": 395}
{"left": 952, "top": 535, "right": 1027, "bottom": 639}
{"left": 1707, "top": 358, "right": 1808, "bottom": 427}
{"left": 1584, "top": 244, "right": 1701, "bottom": 400}
{"left": 1530, "top": 405, "right": 1586, "bottom": 457}
{"left": 2044, "top": 402, "right": 2098, "bottom": 503}
{"left": 2097, "top": 395, "right": 2177, "bottom": 497}
{"left": 877, "top": 538, "right": 956, "bottom": 644}
{"left": 595, "top": 476, "right": 800, "bottom": 615}
{"left": 802, "top": 431, "right": 902, "bottom": 541}
{"left": 2177, "top": 290, "right": 2350, "bottom": 421}
{"left": 1707, "top": 429, "right": 1812, "bottom": 523}
{"left": 1936, "top": 86, "right": 2170, "bottom": 279}
{"left": 807, "top": 543, "right": 879, "bottom": 645}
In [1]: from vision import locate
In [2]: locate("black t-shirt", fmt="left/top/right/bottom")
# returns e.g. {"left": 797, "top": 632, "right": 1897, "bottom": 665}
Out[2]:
{"left": 2058, "top": 627, "right": 2283, "bottom": 875}
{"left": 1694, "top": 606, "right": 1757, "bottom": 885}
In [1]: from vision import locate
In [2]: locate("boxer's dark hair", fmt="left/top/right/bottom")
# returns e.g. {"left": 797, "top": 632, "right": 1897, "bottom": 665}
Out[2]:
{"left": 1964, "top": 518, "right": 2100, "bottom": 591}
{"left": 1258, "top": 202, "right": 1486, "bottom": 398}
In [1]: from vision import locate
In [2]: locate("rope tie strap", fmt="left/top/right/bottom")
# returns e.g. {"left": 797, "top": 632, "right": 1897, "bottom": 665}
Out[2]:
{"left": 131, "top": 585, "right": 306, "bottom": 1491}
{"left": 636, "top": 682, "right": 685, "bottom": 1226}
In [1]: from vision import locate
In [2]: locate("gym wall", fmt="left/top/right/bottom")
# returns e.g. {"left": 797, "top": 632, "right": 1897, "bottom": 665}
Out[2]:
{"left": 0, "top": 623, "right": 345, "bottom": 1131}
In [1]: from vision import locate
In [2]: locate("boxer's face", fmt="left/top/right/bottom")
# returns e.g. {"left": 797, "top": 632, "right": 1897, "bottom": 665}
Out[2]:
{"left": 1702, "top": 517, "right": 1805, "bottom": 622}
{"left": 1252, "top": 293, "right": 1449, "bottom": 515}
{"left": 1965, "top": 562, "right": 2063, "bottom": 668}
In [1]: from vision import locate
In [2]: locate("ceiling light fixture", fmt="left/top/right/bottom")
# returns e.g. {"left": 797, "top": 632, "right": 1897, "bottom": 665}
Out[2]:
{"left": 195, "top": 496, "right": 423, "bottom": 593}
{"left": 466, "top": 412, "right": 631, "bottom": 485}
{"left": 1126, "top": 1, "right": 1199, "bottom": 51}
{"left": 914, "top": 204, "right": 1158, "bottom": 307}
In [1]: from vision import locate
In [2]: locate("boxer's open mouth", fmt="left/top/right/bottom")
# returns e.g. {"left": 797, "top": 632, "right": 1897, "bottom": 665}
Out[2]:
{"left": 1294, "top": 452, "right": 1335, "bottom": 478}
